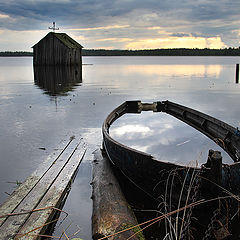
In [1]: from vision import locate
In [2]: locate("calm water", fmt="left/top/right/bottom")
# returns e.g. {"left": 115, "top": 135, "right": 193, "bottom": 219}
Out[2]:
{"left": 0, "top": 56, "right": 240, "bottom": 239}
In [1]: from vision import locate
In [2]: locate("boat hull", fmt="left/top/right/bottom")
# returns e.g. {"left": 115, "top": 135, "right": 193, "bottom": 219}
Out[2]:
{"left": 102, "top": 101, "right": 240, "bottom": 238}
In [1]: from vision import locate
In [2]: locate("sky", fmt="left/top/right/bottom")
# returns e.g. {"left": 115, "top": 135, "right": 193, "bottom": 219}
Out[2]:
{"left": 0, "top": 0, "right": 239, "bottom": 51}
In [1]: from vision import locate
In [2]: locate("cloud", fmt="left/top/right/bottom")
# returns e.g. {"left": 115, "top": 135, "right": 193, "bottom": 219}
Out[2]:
{"left": 0, "top": 0, "right": 239, "bottom": 50}
{"left": 171, "top": 33, "right": 191, "bottom": 37}
{"left": 67, "top": 25, "right": 130, "bottom": 31}
{"left": 0, "top": 29, "right": 47, "bottom": 51}
{"left": 96, "top": 38, "right": 133, "bottom": 42}
{"left": 147, "top": 27, "right": 162, "bottom": 30}
{"left": 125, "top": 36, "right": 226, "bottom": 49}
{"left": 186, "top": 0, "right": 239, "bottom": 22}
{"left": 0, "top": 13, "right": 10, "bottom": 19}
{"left": 94, "top": 46, "right": 115, "bottom": 50}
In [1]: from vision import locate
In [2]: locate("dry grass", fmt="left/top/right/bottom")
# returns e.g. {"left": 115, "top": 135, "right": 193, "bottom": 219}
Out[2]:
{"left": 11, "top": 177, "right": 240, "bottom": 240}
{"left": 96, "top": 194, "right": 236, "bottom": 240}
{"left": 158, "top": 162, "right": 200, "bottom": 240}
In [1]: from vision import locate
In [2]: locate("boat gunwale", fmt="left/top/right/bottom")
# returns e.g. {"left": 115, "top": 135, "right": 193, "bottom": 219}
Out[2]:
{"left": 102, "top": 100, "right": 240, "bottom": 169}
{"left": 102, "top": 101, "right": 154, "bottom": 158}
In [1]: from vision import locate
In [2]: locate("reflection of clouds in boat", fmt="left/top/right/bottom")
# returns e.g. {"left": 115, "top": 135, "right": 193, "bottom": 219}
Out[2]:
{"left": 176, "top": 140, "right": 191, "bottom": 146}
{"left": 110, "top": 124, "right": 153, "bottom": 139}
{"left": 128, "top": 144, "right": 149, "bottom": 153}
{"left": 111, "top": 111, "right": 233, "bottom": 165}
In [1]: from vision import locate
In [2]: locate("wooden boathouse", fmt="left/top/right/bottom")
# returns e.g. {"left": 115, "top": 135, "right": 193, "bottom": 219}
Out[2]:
{"left": 32, "top": 32, "right": 83, "bottom": 66}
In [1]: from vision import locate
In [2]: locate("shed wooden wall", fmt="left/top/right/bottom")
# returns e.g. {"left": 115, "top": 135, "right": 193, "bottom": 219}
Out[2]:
{"left": 33, "top": 33, "right": 82, "bottom": 66}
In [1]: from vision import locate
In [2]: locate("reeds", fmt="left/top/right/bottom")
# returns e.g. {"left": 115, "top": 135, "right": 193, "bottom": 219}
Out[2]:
{"left": 106, "top": 159, "right": 240, "bottom": 240}
{"left": 10, "top": 180, "right": 239, "bottom": 240}
{"left": 158, "top": 161, "right": 200, "bottom": 240}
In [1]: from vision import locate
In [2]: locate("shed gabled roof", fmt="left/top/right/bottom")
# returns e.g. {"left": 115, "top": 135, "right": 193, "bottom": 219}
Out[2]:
{"left": 32, "top": 32, "right": 83, "bottom": 49}
{"left": 54, "top": 33, "right": 83, "bottom": 49}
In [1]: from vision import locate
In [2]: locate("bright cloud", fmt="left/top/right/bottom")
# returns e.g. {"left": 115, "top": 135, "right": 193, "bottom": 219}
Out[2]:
{"left": 111, "top": 124, "right": 153, "bottom": 140}
{"left": 0, "top": 29, "right": 48, "bottom": 51}
{"left": 147, "top": 26, "right": 162, "bottom": 30}
{"left": 0, "top": 13, "right": 10, "bottom": 19}
{"left": 96, "top": 38, "right": 133, "bottom": 42}
{"left": 125, "top": 36, "right": 226, "bottom": 49}
{"left": 94, "top": 46, "right": 115, "bottom": 50}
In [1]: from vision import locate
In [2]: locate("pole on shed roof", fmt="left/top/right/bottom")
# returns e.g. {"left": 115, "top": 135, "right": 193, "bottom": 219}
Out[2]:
{"left": 49, "top": 22, "right": 59, "bottom": 33}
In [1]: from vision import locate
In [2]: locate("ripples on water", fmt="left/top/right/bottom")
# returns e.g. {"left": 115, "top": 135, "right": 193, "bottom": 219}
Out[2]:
{"left": 0, "top": 56, "right": 240, "bottom": 239}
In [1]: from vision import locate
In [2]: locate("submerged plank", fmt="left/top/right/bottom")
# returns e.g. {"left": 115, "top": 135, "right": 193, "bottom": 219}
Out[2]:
{"left": 0, "top": 137, "right": 72, "bottom": 227}
{"left": 0, "top": 137, "right": 85, "bottom": 240}
{"left": 92, "top": 149, "right": 145, "bottom": 240}
{"left": 17, "top": 144, "right": 86, "bottom": 239}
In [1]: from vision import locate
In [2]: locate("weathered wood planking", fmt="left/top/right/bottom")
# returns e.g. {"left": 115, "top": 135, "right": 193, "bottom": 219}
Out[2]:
{"left": 32, "top": 32, "right": 83, "bottom": 66}
{"left": 92, "top": 149, "right": 144, "bottom": 240}
{"left": 0, "top": 138, "right": 70, "bottom": 226}
{"left": 17, "top": 144, "right": 86, "bottom": 239}
{"left": 0, "top": 136, "right": 86, "bottom": 240}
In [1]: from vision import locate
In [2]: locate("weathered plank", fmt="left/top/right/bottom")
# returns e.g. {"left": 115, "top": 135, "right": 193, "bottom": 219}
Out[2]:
{"left": 0, "top": 137, "right": 72, "bottom": 226}
{"left": 92, "top": 149, "right": 145, "bottom": 240}
{"left": 0, "top": 137, "right": 86, "bottom": 240}
{"left": 16, "top": 144, "right": 86, "bottom": 239}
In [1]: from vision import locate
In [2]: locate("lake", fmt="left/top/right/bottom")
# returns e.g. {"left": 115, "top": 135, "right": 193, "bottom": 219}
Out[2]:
{"left": 0, "top": 56, "right": 240, "bottom": 239}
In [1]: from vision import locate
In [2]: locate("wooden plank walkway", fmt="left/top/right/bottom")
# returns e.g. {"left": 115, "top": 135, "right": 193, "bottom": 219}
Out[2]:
{"left": 0, "top": 136, "right": 86, "bottom": 240}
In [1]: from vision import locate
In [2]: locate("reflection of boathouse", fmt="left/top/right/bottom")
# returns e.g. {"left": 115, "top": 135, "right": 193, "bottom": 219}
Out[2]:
{"left": 34, "top": 66, "right": 82, "bottom": 96}
{"left": 32, "top": 32, "right": 83, "bottom": 66}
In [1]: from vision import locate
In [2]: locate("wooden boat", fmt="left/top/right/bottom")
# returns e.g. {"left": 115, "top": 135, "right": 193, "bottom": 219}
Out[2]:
{"left": 102, "top": 100, "right": 240, "bottom": 239}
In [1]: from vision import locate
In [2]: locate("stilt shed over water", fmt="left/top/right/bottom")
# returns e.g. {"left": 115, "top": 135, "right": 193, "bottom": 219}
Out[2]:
{"left": 32, "top": 32, "right": 83, "bottom": 65}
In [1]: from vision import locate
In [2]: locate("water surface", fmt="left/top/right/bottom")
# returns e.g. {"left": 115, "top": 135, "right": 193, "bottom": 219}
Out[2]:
{"left": 0, "top": 56, "right": 240, "bottom": 239}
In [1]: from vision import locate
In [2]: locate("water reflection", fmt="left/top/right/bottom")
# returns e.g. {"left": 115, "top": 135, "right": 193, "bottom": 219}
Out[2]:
{"left": 1, "top": 56, "right": 240, "bottom": 239}
{"left": 52, "top": 160, "right": 92, "bottom": 240}
{"left": 34, "top": 65, "right": 82, "bottom": 96}
{"left": 85, "top": 62, "right": 228, "bottom": 93}
{"left": 110, "top": 111, "right": 233, "bottom": 165}
{"left": 122, "top": 64, "right": 222, "bottom": 77}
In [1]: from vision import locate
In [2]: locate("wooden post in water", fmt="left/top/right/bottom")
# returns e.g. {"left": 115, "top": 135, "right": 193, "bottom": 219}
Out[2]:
{"left": 209, "top": 150, "right": 222, "bottom": 194}
{"left": 236, "top": 64, "right": 239, "bottom": 83}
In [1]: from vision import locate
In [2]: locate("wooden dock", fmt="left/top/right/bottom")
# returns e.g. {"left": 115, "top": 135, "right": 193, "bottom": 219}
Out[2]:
{"left": 0, "top": 136, "right": 86, "bottom": 240}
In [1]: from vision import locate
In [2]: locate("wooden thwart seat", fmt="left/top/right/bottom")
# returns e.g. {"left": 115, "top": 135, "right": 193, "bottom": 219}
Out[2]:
{"left": 0, "top": 136, "right": 86, "bottom": 240}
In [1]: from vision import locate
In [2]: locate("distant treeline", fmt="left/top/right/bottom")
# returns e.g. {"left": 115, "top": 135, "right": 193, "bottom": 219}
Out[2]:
{"left": 1, "top": 48, "right": 240, "bottom": 56}
{"left": 0, "top": 51, "right": 33, "bottom": 56}
{"left": 82, "top": 48, "right": 240, "bottom": 56}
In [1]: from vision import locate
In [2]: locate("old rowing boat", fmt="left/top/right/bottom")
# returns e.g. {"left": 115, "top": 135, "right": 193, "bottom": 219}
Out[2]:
{"left": 102, "top": 100, "right": 240, "bottom": 239}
